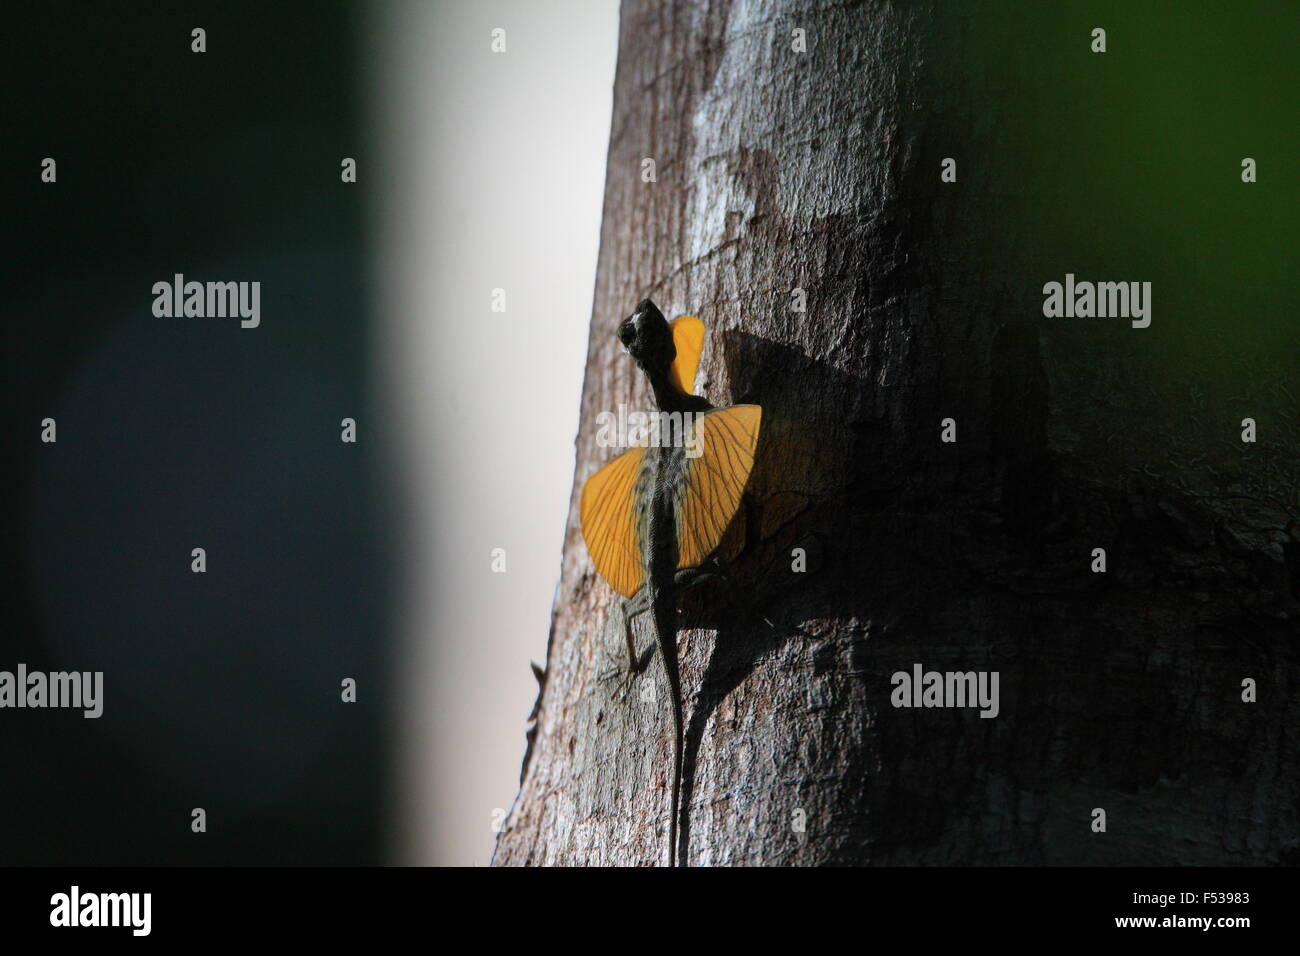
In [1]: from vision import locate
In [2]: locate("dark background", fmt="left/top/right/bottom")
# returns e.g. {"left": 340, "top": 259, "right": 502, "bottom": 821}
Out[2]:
{"left": 1, "top": 1, "right": 387, "bottom": 864}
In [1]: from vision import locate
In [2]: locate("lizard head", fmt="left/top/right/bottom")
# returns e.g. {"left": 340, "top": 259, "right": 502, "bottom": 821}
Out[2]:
{"left": 617, "top": 298, "right": 675, "bottom": 376}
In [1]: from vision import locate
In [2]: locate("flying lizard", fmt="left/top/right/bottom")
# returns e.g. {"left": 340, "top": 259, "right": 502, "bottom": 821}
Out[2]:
{"left": 580, "top": 299, "right": 761, "bottom": 867}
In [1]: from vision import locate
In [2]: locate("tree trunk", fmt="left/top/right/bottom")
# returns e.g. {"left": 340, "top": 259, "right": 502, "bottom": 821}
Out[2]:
{"left": 492, "top": 0, "right": 1298, "bottom": 866}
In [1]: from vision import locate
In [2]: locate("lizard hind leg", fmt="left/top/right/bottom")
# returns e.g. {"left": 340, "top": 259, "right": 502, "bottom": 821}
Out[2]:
{"left": 612, "top": 594, "right": 653, "bottom": 704}
{"left": 695, "top": 555, "right": 815, "bottom": 640}
{"left": 619, "top": 590, "right": 653, "bottom": 673}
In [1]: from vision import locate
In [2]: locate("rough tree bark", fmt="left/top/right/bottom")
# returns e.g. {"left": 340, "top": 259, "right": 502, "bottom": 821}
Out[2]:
{"left": 493, "top": 0, "right": 1297, "bottom": 866}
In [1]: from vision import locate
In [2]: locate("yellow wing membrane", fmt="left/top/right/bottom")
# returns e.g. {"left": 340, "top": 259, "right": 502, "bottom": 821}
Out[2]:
{"left": 579, "top": 445, "right": 647, "bottom": 598}
{"left": 675, "top": 404, "right": 762, "bottom": 570}
{"left": 668, "top": 315, "right": 705, "bottom": 395}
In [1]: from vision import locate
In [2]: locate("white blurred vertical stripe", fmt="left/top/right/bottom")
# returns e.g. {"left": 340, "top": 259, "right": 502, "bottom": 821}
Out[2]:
{"left": 368, "top": 0, "right": 618, "bottom": 865}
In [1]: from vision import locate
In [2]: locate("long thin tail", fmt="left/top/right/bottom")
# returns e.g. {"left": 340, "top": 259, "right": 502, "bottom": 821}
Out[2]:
{"left": 652, "top": 587, "right": 683, "bottom": 867}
